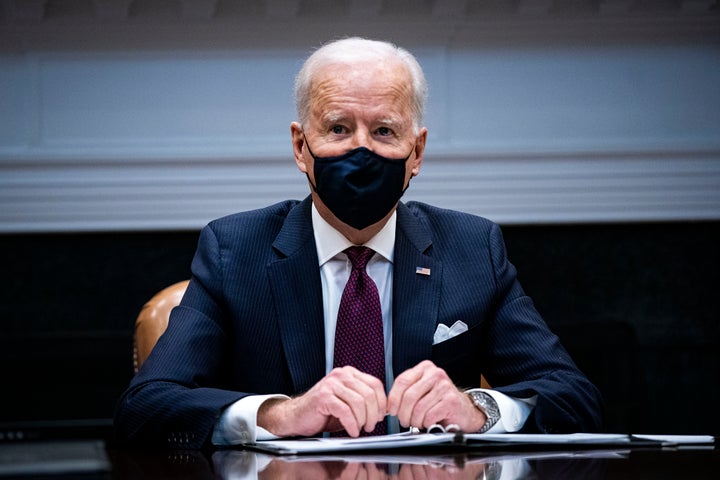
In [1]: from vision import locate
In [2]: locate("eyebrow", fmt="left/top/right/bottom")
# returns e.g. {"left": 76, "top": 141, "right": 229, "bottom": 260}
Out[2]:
{"left": 321, "top": 113, "right": 405, "bottom": 129}
{"left": 375, "top": 118, "right": 403, "bottom": 128}
{"left": 321, "top": 112, "right": 347, "bottom": 125}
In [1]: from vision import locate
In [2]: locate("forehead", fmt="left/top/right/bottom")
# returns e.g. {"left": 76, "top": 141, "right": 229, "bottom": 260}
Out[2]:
{"left": 309, "top": 60, "right": 414, "bottom": 123}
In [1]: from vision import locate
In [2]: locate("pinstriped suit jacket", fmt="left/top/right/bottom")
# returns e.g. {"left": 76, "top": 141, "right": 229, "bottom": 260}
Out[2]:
{"left": 114, "top": 196, "right": 603, "bottom": 448}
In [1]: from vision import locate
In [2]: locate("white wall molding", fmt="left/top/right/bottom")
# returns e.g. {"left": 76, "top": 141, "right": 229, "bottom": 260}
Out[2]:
{"left": 2, "top": 148, "right": 718, "bottom": 233}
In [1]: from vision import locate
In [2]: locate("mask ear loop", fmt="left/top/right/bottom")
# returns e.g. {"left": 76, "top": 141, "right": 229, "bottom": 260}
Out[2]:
{"left": 306, "top": 172, "right": 319, "bottom": 193}
{"left": 302, "top": 134, "right": 318, "bottom": 161}
{"left": 401, "top": 145, "right": 418, "bottom": 194}
{"left": 302, "top": 134, "right": 320, "bottom": 193}
{"left": 401, "top": 176, "right": 412, "bottom": 195}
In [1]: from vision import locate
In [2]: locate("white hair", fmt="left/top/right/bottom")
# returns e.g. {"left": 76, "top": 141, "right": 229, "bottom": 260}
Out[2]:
{"left": 294, "top": 37, "right": 428, "bottom": 133}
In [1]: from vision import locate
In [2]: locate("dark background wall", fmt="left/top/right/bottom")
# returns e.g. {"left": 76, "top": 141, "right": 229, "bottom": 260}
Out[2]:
{"left": 1, "top": 220, "right": 718, "bottom": 436}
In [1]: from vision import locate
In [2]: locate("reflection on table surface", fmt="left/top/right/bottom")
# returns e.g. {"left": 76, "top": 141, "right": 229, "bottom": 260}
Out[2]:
{"left": 214, "top": 449, "right": 532, "bottom": 479}
{"left": 109, "top": 445, "right": 720, "bottom": 480}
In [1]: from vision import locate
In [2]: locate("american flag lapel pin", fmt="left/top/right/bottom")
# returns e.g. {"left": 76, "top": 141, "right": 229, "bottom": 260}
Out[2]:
{"left": 415, "top": 266, "right": 431, "bottom": 276}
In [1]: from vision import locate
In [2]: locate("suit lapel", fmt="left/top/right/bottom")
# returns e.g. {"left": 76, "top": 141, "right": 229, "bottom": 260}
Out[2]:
{"left": 392, "top": 203, "right": 442, "bottom": 375}
{"left": 267, "top": 197, "right": 326, "bottom": 394}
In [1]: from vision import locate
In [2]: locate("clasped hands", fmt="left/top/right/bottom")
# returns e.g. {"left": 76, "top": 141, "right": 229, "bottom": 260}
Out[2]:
{"left": 258, "top": 360, "right": 487, "bottom": 437}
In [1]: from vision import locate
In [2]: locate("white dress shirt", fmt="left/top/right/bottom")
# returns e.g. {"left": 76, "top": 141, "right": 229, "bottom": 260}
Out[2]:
{"left": 212, "top": 204, "right": 534, "bottom": 445}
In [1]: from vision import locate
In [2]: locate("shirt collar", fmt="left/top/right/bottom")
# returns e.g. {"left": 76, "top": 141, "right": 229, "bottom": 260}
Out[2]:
{"left": 311, "top": 203, "right": 396, "bottom": 266}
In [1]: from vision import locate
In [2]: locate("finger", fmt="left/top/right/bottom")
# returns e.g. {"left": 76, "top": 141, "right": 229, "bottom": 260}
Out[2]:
{"left": 405, "top": 463, "right": 433, "bottom": 480}
{"left": 344, "top": 368, "right": 388, "bottom": 433}
{"left": 414, "top": 380, "right": 476, "bottom": 430}
{"left": 387, "top": 362, "right": 426, "bottom": 415}
{"left": 344, "top": 369, "right": 387, "bottom": 432}
{"left": 415, "top": 396, "right": 454, "bottom": 429}
{"left": 328, "top": 367, "right": 387, "bottom": 435}
{"left": 392, "top": 367, "right": 439, "bottom": 426}
{"left": 331, "top": 375, "right": 371, "bottom": 434}
{"left": 367, "top": 374, "right": 388, "bottom": 431}
{"left": 338, "top": 459, "right": 362, "bottom": 479}
{"left": 362, "top": 462, "right": 389, "bottom": 480}
{"left": 317, "top": 395, "right": 361, "bottom": 437}
{"left": 393, "top": 362, "right": 456, "bottom": 428}
{"left": 313, "top": 369, "right": 370, "bottom": 436}
{"left": 408, "top": 379, "right": 455, "bottom": 428}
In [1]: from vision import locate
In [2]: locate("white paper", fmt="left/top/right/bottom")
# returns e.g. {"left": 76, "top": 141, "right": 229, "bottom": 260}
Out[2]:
{"left": 631, "top": 434, "right": 715, "bottom": 445}
{"left": 464, "top": 433, "right": 631, "bottom": 444}
{"left": 252, "top": 431, "right": 458, "bottom": 455}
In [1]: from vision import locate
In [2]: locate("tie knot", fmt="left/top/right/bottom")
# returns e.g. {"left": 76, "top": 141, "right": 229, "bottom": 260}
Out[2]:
{"left": 345, "top": 246, "right": 375, "bottom": 270}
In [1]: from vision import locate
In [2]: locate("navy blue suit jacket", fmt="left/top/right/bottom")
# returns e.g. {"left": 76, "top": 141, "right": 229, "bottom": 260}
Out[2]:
{"left": 115, "top": 197, "right": 603, "bottom": 448}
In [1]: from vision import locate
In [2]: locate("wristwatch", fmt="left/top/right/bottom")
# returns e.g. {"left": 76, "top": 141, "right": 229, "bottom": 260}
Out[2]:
{"left": 468, "top": 391, "right": 501, "bottom": 433}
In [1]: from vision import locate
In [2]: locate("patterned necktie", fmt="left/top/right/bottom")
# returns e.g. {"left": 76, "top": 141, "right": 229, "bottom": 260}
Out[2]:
{"left": 333, "top": 246, "right": 387, "bottom": 435}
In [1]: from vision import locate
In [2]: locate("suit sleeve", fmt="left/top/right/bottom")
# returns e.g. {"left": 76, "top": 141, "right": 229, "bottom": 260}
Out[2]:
{"left": 483, "top": 223, "right": 605, "bottom": 433}
{"left": 113, "top": 225, "right": 249, "bottom": 449}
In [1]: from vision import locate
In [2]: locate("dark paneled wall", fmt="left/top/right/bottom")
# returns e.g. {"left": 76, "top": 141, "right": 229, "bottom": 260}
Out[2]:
{"left": 502, "top": 222, "right": 719, "bottom": 435}
{"left": 0, "top": 232, "right": 196, "bottom": 425}
{"left": 1, "top": 221, "right": 718, "bottom": 435}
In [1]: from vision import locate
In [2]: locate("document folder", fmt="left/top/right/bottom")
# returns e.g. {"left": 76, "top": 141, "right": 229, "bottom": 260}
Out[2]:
{"left": 249, "top": 431, "right": 715, "bottom": 455}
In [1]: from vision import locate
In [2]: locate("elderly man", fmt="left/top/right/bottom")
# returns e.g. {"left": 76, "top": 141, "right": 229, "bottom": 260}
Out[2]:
{"left": 115, "top": 37, "right": 603, "bottom": 449}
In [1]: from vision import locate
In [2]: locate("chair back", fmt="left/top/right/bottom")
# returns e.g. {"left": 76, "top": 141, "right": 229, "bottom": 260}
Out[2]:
{"left": 133, "top": 280, "right": 189, "bottom": 373}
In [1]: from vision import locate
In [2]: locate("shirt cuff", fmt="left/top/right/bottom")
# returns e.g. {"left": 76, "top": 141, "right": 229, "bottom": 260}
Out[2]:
{"left": 467, "top": 388, "right": 537, "bottom": 433}
{"left": 211, "top": 394, "right": 289, "bottom": 446}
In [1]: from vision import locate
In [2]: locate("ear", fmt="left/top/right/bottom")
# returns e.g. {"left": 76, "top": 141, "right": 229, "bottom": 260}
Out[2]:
{"left": 410, "top": 128, "right": 427, "bottom": 177}
{"left": 291, "top": 122, "right": 308, "bottom": 173}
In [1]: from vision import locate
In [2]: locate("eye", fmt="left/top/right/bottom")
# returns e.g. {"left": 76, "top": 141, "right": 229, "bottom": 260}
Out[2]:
{"left": 330, "top": 125, "right": 346, "bottom": 135}
{"left": 376, "top": 126, "right": 393, "bottom": 136}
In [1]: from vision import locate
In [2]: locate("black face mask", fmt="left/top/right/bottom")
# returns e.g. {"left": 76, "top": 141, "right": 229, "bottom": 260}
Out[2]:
{"left": 305, "top": 140, "right": 413, "bottom": 230}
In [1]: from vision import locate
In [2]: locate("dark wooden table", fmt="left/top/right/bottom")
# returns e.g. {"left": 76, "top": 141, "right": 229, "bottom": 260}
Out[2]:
{"left": 107, "top": 444, "right": 719, "bottom": 479}
{"left": 2, "top": 438, "right": 717, "bottom": 479}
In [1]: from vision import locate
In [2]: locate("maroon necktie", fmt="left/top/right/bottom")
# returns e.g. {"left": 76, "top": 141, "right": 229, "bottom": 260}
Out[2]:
{"left": 333, "top": 246, "right": 387, "bottom": 435}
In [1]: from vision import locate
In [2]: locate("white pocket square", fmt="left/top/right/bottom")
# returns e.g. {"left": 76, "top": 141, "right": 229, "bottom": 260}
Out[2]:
{"left": 432, "top": 320, "right": 468, "bottom": 345}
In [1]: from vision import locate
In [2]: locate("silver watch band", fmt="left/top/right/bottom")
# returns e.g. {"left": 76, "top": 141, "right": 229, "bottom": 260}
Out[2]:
{"left": 468, "top": 390, "right": 501, "bottom": 433}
